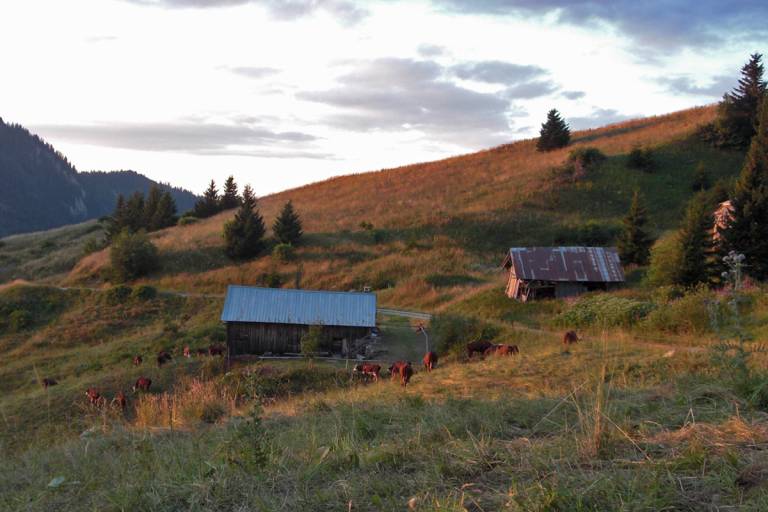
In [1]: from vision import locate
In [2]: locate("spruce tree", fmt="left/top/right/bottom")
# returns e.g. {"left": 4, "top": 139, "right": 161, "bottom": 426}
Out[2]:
{"left": 617, "top": 190, "right": 652, "bottom": 265}
{"left": 150, "top": 191, "right": 177, "bottom": 230}
{"left": 125, "top": 192, "right": 146, "bottom": 232}
{"left": 537, "top": 109, "right": 570, "bottom": 151}
{"left": 144, "top": 185, "right": 163, "bottom": 229}
{"left": 691, "top": 162, "right": 711, "bottom": 191}
{"left": 716, "top": 53, "right": 766, "bottom": 147}
{"left": 223, "top": 184, "right": 266, "bottom": 259}
{"left": 674, "top": 194, "right": 714, "bottom": 287}
{"left": 107, "top": 194, "right": 129, "bottom": 240}
{"left": 273, "top": 200, "right": 303, "bottom": 245}
{"left": 220, "top": 175, "right": 240, "bottom": 210}
{"left": 194, "top": 180, "right": 220, "bottom": 218}
{"left": 724, "top": 96, "right": 768, "bottom": 280}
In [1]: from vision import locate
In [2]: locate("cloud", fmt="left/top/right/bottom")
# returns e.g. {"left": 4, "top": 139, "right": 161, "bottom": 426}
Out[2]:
{"left": 297, "top": 58, "right": 516, "bottom": 147}
{"left": 562, "top": 90, "right": 586, "bottom": 100}
{"left": 32, "top": 121, "right": 329, "bottom": 158}
{"left": 451, "top": 60, "right": 546, "bottom": 84}
{"left": 657, "top": 74, "right": 734, "bottom": 97}
{"left": 435, "top": 1, "right": 768, "bottom": 51}
{"left": 503, "top": 80, "right": 558, "bottom": 99}
{"left": 567, "top": 108, "right": 635, "bottom": 130}
{"left": 227, "top": 66, "right": 281, "bottom": 79}
{"left": 417, "top": 44, "right": 446, "bottom": 57}
{"left": 121, "top": 0, "right": 367, "bottom": 24}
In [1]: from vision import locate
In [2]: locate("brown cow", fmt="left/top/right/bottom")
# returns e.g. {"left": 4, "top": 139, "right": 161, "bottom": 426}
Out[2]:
{"left": 183, "top": 346, "right": 191, "bottom": 358}
{"left": 133, "top": 377, "right": 152, "bottom": 393}
{"left": 112, "top": 391, "right": 127, "bottom": 410}
{"left": 388, "top": 361, "right": 411, "bottom": 380}
{"left": 423, "top": 351, "right": 438, "bottom": 372}
{"left": 157, "top": 351, "right": 172, "bottom": 367}
{"left": 563, "top": 330, "right": 580, "bottom": 346}
{"left": 496, "top": 344, "right": 520, "bottom": 356}
{"left": 467, "top": 340, "right": 493, "bottom": 359}
{"left": 41, "top": 378, "right": 58, "bottom": 389}
{"left": 208, "top": 344, "right": 226, "bottom": 356}
{"left": 483, "top": 344, "right": 499, "bottom": 356}
{"left": 400, "top": 364, "right": 414, "bottom": 387}
{"left": 85, "top": 388, "right": 105, "bottom": 406}
{"left": 133, "top": 355, "right": 143, "bottom": 366}
{"left": 353, "top": 363, "right": 381, "bottom": 382}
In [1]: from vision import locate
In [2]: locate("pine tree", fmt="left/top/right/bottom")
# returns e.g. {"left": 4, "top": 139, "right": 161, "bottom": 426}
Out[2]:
{"left": 107, "top": 194, "right": 129, "bottom": 240}
{"left": 724, "top": 96, "right": 768, "bottom": 280}
{"left": 144, "top": 185, "right": 163, "bottom": 229}
{"left": 674, "top": 194, "right": 715, "bottom": 287}
{"left": 125, "top": 192, "right": 146, "bottom": 232}
{"left": 536, "top": 109, "right": 570, "bottom": 152}
{"left": 273, "top": 200, "right": 303, "bottom": 245}
{"left": 220, "top": 175, "right": 241, "bottom": 210}
{"left": 691, "top": 162, "right": 711, "bottom": 191}
{"left": 715, "top": 53, "right": 766, "bottom": 148}
{"left": 150, "top": 191, "right": 177, "bottom": 230}
{"left": 223, "top": 184, "right": 266, "bottom": 259}
{"left": 194, "top": 180, "right": 220, "bottom": 218}
{"left": 617, "top": 190, "right": 652, "bottom": 265}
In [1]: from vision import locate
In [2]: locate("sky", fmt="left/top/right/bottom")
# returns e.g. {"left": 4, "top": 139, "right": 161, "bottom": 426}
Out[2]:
{"left": 0, "top": 1, "right": 765, "bottom": 196}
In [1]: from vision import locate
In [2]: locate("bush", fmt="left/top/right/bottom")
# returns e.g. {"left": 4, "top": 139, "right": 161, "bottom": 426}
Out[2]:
{"left": 645, "top": 233, "right": 681, "bottom": 287}
{"left": 105, "top": 285, "right": 132, "bottom": 305}
{"left": 557, "top": 295, "right": 655, "bottom": 328}
{"left": 272, "top": 243, "right": 295, "bottom": 263}
{"left": 109, "top": 230, "right": 159, "bottom": 282}
{"left": 568, "top": 147, "right": 606, "bottom": 171}
{"left": 260, "top": 271, "right": 283, "bottom": 288}
{"left": 301, "top": 325, "right": 324, "bottom": 356}
{"left": 627, "top": 146, "right": 656, "bottom": 172}
{"left": 642, "top": 286, "right": 716, "bottom": 335}
{"left": 82, "top": 237, "right": 107, "bottom": 256}
{"left": 177, "top": 215, "right": 198, "bottom": 226}
{"left": 131, "top": 285, "right": 157, "bottom": 301}
{"left": 8, "top": 309, "right": 31, "bottom": 332}
{"left": 431, "top": 313, "right": 500, "bottom": 356}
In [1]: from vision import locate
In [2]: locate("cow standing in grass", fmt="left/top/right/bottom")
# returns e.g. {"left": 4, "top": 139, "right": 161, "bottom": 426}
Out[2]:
{"left": 183, "top": 346, "right": 191, "bottom": 358}
{"left": 422, "top": 351, "right": 438, "bottom": 372}
{"left": 133, "top": 355, "right": 143, "bottom": 366}
{"left": 389, "top": 361, "right": 413, "bottom": 386}
{"left": 486, "top": 344, "right": 519, "bottom": 357}
{"left": 85, "top": 388, "right": 105, "bottom": 406}
{"left": 112, "top": 391, "right": 127, "bottom": 410}
{"left": 41, "top": 378, "right": 58, "bottom": 389}
{"left": 157, "top": 351, "right": 172, "bottom": 367}
{"left": 353, "top": 363, "right": 381, "bottom": 382}
{"left": 466, "top": 340, "right": 493, "bottom": 359}
{"left": 133, "top": 377, "right": 152, "bottom": 393}
{"left": 563, "top": 330, "right": 580, "bottom": 346}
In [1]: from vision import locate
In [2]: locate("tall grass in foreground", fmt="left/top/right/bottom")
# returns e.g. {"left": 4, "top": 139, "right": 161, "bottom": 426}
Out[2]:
{"left": 134, "top": 377, "right": 238, "bottom": 429}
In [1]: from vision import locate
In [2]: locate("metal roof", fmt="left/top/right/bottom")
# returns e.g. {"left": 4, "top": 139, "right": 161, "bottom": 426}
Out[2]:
{"left": 220, "top": 285, "right": 377, "bottom": 327}
{"left": 501, "top": 247, "right": 625, "bottom": 283}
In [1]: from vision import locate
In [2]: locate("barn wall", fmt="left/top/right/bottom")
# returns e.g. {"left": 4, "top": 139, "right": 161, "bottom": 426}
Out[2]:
{"left": 226, "top": 322, "right": 370, "bottom": 355}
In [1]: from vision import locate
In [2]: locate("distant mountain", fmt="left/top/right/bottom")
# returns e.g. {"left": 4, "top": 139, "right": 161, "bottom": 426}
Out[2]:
{"left": 0, "top": 118, "right": 197, "bottom": 237}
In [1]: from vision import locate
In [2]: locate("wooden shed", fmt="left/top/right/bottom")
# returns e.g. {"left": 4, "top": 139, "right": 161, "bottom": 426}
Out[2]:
{"left": 220, "top": 285, "right": 376, "bottom": 356}
{"left": 502, "top": 247, "right": 625, "bottom": 301}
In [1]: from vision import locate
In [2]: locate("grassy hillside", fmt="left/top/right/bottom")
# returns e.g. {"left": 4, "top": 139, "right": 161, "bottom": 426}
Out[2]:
{"left": 59, "top": 105, "right": 745, "bottom": 311}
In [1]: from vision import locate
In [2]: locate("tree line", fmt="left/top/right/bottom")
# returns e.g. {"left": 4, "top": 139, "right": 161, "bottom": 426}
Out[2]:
{"left": 106, "top": 185, "right": 178, "bottom": 240}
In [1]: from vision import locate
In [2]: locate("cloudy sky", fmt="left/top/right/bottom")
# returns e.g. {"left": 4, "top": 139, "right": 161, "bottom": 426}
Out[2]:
{"left": 1, "top": 1, "right": 765, "bottom": 195}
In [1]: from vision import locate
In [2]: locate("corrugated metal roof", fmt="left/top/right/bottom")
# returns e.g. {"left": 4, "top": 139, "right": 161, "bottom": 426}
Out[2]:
{"left": 220, "top": 286, "right": 377, "bottom": 327}
{"left": 501, "top": 247, "right": 625, "bottom": 283}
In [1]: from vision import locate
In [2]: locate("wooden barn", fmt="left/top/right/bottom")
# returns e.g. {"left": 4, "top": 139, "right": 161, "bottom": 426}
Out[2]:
{"left": 502, "top": 247, "right": 625, "bottom": 301}
{"left": 220, "top": 285, "right": 377, "bottom": 356}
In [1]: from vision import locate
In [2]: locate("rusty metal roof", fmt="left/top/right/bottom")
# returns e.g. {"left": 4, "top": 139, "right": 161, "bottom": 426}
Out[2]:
{"left": 220, "top": 285, "right": 377, "bottom": 327}
{"left": 501, "top": 247, "right": 625, "bottom": 283}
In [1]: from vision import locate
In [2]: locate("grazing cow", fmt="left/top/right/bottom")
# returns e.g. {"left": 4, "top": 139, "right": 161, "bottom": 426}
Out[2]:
{"left": 157, "top": 351, "right": 172, "bottom": 367}
{"left": 85, "top": 388, "right": 105, "bottom": 406}
{"left": 353, "top": 363, "right": 382, "bottom": 382}
{"left": 41, "top": 378, "right": 58, "bottom": 389}
{"left": 183, "top": 346, "right": 191, "bottom": 358}
{"left": 490, "top": 344, "right": 519, "bottom": 357}
{"left": 483, "top": 344, "right": 499, "bottom": 356}
{"left": 132, "top": 377, "right": 152, "bottom": 393}
{"left": 400, "top": 364, "right": 414, "bottom": 387}
{"left": 563, "top": 330, "right": 580, "bottom": 346}
{"left": 466, "top": 340, "right": 493, "bottom": 359}
{"left": 112, "top": 391, "right": 127, "bottom": 410}
{"left": 208, "top": 344, "right": 225, "bottom": 356}
{"left": 423, "top": 351, "right": 438, "bottom": 372}
{"left": 133, "top": 355, "right": 143, "bottom": 366}
{"left": 388, "top": 360, "right": 411, "bottom": 380}
{"left": 196, "top": 348, "right": 208, "bottom": 357}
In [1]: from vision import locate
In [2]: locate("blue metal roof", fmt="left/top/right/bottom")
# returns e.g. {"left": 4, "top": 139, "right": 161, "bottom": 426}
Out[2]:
{"left": 220, "top": 285, "right": 377, "bottom": 327}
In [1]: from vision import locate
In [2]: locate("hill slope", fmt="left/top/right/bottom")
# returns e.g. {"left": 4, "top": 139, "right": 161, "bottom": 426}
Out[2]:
{"left": 0, "top": 118, "right": 198, "bottom": 237}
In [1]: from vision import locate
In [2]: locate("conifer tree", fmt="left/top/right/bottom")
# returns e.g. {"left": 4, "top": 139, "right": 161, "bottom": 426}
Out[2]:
{"left": 674, "top": 194, "right": 714, "bottom": 287}
{"left": 107, "top": 194, "right": 129, "bottom": 240}
{"left": 716, "top": 53, "right": 766, "bottom": 147}
{"left": 724, "top": 96, "right": 768, "bottom": 280}
{"left": 537, "top": 109, "right": 570, "bottom": 151}
{"left": 691, "top": 162, "right": 711, "bottom": 191}
{"left": 194, "top": 180, "right": 220, "bottom": 218}
{"left": 273, "top": 200, "right": 303, "bottom": 245}
{"left": 220, "top": 175, "right": 240, "bottom": 210}
{"left": 617, "top": 190, "right": 652, "bottom": 265}
{"left": 144, "top": 185, "right": 163, "bottom": 228}
{"left": 150, "top": 191, "right": 177, "bottom": 230}
{"left": 125, "top": 192, "right": 146, "bottom": 232}
{"left": 223, "top": 184, "right": 266, "bottom": 259}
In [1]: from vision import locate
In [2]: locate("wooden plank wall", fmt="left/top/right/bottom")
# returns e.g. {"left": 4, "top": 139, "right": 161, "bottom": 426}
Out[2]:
{"left": 226, "top": 322, "right": 370, "bottom": 355}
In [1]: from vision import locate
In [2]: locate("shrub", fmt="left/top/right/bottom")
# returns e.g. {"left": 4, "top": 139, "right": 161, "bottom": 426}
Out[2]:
{"left": 109, "top": 230, "right": 159, "bottom": 282}
{"left": 642, "top": 286, "right": 717, "bottom": 335}
{"left": 8, "top": 309, "right": 31, "bottom": 332}
{"left": 627, "top": 146, "right": 656, "bottom": 172}
{"left": 260, "top": 271, "right": 283, "bottom": 288}
{"left": 646, "top": 233, "right": 681, "bottom": 287}
{"left": 105, "top": 285, "right": 132, "bottom": 305}
{"left": 557, "top": 295, "right": 655, "bottom": 328}
{"left": 431, "top": 313, "right": 500, "bottom": 356}
{"left": 177, "top": 215, "right": 198, "bottom": 226}
{"left": 300, "top": 325, "right": 324, "bottom": 357}
{"left": 272, "top": 243, "right": 295, "bottom": 263}
{"left": 425, "top": 274, "right": 481, "bottom": 288}
{"left": 131, "top": 285, "right": 157, "bottom": 301}
{"left": 82, "top": 237, "right": 107, "bottom": 256}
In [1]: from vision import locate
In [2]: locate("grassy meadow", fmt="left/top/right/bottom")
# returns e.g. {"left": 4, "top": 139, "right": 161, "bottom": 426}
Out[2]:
{"left": 2, "top": 104, "right": 768, "bottom": 510}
